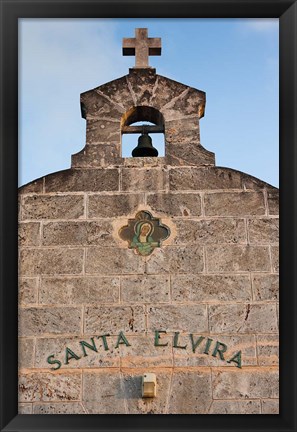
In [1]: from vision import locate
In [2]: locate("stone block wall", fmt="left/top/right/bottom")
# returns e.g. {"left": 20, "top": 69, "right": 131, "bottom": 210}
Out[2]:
{"left": 18, "top": 160, "right": 279, "bottom": 414}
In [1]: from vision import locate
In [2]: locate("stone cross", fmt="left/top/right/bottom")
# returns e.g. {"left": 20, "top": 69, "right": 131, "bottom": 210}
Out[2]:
{"left": 122, "top": 28, "right": 161, "bottom": 68}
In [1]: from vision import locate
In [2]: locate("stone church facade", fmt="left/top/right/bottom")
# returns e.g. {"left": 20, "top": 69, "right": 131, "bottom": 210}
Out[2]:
{"left": 18, "top": 29, "right": 279, "bottom": 414}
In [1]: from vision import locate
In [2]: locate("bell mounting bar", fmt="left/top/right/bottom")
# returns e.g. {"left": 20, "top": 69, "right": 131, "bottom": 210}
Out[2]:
{"left": 122, "top": 125, "right": 163, "bottom": 134}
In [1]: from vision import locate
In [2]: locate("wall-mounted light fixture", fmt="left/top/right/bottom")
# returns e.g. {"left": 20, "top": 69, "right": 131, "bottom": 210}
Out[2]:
{"left": 142, "top": 373, "right": 157, "bottom": 398}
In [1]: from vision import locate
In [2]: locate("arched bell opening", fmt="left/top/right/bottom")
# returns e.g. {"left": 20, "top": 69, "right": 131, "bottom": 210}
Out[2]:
{"left": 121, "top": 106, "right": 165, "bottom": 157}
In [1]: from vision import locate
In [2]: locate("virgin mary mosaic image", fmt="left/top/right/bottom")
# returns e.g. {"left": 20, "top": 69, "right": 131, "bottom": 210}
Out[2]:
{"left": 131, "top": 221, "right": 159, "bottom": 256}
{"left": 119, "top": 210, "right": 170, "bottom": 256}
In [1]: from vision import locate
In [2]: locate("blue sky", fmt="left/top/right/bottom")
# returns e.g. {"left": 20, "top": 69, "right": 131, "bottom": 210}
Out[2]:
{"left": 19, "top": 18, "right": 279, "bottom": 187}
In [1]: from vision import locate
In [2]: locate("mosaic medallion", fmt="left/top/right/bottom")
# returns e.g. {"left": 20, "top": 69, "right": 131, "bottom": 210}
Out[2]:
{"left": 119, "top": 210, "right": 170, "bottom": 256}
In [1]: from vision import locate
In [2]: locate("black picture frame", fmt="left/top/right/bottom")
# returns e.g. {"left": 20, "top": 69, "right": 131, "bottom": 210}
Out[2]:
{"left": 0, "top": 1, "right": 296, "bottom": 431}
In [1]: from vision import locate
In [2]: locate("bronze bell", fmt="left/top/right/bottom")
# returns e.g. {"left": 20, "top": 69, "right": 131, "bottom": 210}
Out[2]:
{"left": 132, "top": 133, "right": 158, "bottom": 157}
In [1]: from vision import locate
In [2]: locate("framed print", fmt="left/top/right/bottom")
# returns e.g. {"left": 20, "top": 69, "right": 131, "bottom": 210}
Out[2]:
{"left": 0, "top": 1, "right": 296, "bottom": 431}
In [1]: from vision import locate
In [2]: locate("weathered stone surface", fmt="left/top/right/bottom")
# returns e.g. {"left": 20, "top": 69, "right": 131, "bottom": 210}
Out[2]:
{"left": 252, "top": 274, "right": 279, "bottom": 301}
{"left": 33, "top": 402, "right": 86, "bottom": 414}
{"left": 165, "top": 118, "right": 200, "bottom": 144}
{"left": 19, "top": 248, "right": 84, "bottom": 276}
{"left": 127, "top": 69, "right": 158, "bottom": 105}
{"left": 248, "top": 218, "right": 279, "bottom": 244}
{"left": 123, "top": 157, "right": 165, "bottom": 168}
{"left": 261, "top": 399, "right": 279, "bottom": 414}
{"left": 146, "top": 246, "right": 204, "bottom": 274}
{"left": 85, "top": 305, "right": 145, "bottom": 334}
{"left": 40, "top": 276, "right": 120, "bottom": 305}
{"left": 169, "top": 167, "right": 242, "bottom": 191}
{"left": 166, "top": 141, "right": 215, "bottom": 166}
{"left": 18, "top": 196, "right": 21, "bottom": 220}
{"left": 212, "top": 368, "right": 279, "bottom": 399}
{"left": 209, "top": 304, "right": 278, "bottom": 334}
{"left": 86, "top": 118, "right": 121, "bottom": 144}
{"left": 204, "top": 191, "right": 265, "bottom": 216}
{"left": 120, "top": 335, "right": 173, "bottom": 367}
{"left": 18, "top": 222, "right": 40, "bottom": 246}
{"left": 148, "top": 305, "right": 208, "bottom": 333}
{"left": 80, "top": 89, "right": 124, "bottom": 119}
{"left": 172, "top": 274, "right": 251, "bottom": 302}
{"left": 173, "top": 334, "right": 257, "bottom": 367}
{"left": 121, "top": 275, "right": 170, "bottom": 303}
{"left": 19, "top": 278, "right": 38, "bottom": 304}
{"left": 147, "top": 192, "right": 201, "bottom": 217}
{"left": 174, "top": 219, "right": 246, "bottom": 245}
{"left": 42, "top": 221, "right": 116, "bottom": 246}
{"left": 209, "top": 400, "right": 261, "bottom": 414}
{"left": 19, "top": 179, "right": 43, "bottom": 195}
{"left": 39, "top": 277, "right": 72, "bottom": 305}
{"left": 19, "top": 307, "right": 81, "bottom": 336}
{"left": 121, "top": 368, "right": 172, "bottom": 414}
{"left": 241, "top": 174, "right": 274, "bottom": 191}
{"left": 206, "top": 245, "right": 271, "bottom": 272}
{"left": 19, "top": 372, "right": 81, "bottom": 402}
{"left": 83, "top": 370, "right": 126, "bottom": 414}
{"left": 267, "top": 191, "right": 279, "bottom": 215}
{"left": 257, "top": 335, "right": 279, "bottom": 366}
{"left": 19, "top": 338, "right": 34, "bottom": 368}
{"left": 121, "top": 168, "right": 168, "bottom": 192}
{"left": 35, "top": 336, "right": 120, "bottom": 369}
{"left": 86, "top": 247, "right": 145, "bottom": 275}
{"left": 88, "top": 193, "right": 144, "bottom": 218}
{"left": 18, "top": 403, "right": 33, "bottom": 414}
{"left": 93, "top": 76, "right": 134, "bottom": 110}
{"left": 271, "top": 246, "right": 279, "bottom": 272}
{"left": 168, "top": 369, "right": 212, "bottom": 414}
{"left": 151, "top": 74, "right": 196, "bottom": 111}
{"left": 72, "top": 144, "right": 122, "bottom": 168}
{"left": 45, "top": 169, "right": 119, "bottom": 193}
{"left": 74, "top": 278, "right": 117, "bottom": 305}
{"left": 21, "top": 195, "right": 84, "bottom": 220}
{"left": 161, "top": 86, "right": 205, "bottom": 119}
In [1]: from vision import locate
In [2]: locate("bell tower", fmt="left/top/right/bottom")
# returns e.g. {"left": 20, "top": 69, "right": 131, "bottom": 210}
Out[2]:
{"left": 74, "top": 28, "right": 214, "bottom": 167}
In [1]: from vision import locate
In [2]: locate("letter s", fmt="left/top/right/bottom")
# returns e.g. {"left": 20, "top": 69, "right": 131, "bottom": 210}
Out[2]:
{"left": 47, "top": 354, "right": 62, "bottom": 370}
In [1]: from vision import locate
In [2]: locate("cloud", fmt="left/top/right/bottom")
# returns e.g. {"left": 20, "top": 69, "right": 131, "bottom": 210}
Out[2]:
{"left": 241, "top": 18, "right": 279, "bottom": 32}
